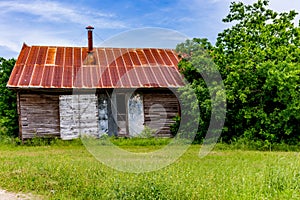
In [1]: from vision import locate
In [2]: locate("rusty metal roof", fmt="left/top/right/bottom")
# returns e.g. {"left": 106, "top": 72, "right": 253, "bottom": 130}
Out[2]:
{"left": 7, "top": 44, "right": 184, "bottom": 89}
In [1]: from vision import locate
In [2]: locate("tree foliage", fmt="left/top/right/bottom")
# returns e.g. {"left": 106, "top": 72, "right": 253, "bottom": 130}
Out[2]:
{"left": 176, "top": 38, "right": 226, "bottom": 142}
{"left": 176, "top": 0, "right": 300, "bottom": 144}
{"left": 0, "top": 57, "right": 18, "bottom": 137}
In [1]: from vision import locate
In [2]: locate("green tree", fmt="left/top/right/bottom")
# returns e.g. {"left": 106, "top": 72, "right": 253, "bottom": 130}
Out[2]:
{"left": 176, "top": 38, "right": 226, "bottom": 142}
{"left": 176, "top": 0, "right": 300, "bottom": 144}
{"left": 0, "top": 57, "right": 18, "bottom": 137}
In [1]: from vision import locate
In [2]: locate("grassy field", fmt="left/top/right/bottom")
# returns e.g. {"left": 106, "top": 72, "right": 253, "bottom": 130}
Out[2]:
{"left": 0, "top": 139, "right": 299, "bottom": 199}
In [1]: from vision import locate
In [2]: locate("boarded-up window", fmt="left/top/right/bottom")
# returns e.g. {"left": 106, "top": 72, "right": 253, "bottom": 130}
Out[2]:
{"left": 59, "top": 94, "right": 98, "bottom": 140}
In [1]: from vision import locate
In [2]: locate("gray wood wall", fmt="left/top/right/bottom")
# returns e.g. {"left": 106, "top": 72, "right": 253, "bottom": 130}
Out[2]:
{"left": 143, "top": 91, "right": 179, "bottom": 136}
{"left": 19, "top": 94, "right": 60, "bottom": 139}
{"left": 18, "top": 89, "right": 179, "bottom": 139}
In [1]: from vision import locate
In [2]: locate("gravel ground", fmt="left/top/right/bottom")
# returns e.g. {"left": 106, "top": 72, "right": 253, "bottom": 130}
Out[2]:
{"left": 0, "top": 189, "right": 41, "bottom": 200}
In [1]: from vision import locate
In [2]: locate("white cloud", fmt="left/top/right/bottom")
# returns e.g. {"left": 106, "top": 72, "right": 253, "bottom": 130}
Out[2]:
{"left": 0, "top": 0, "right": 128, "bottom": 58}
{"left": 195, "top": 0, "right": 300, "bottom": 13}
{"left": 0, "top": 0, "right": 125, "bottom": 28}
{"left": 178, "top": 0, "right": 299, "bottom": 39}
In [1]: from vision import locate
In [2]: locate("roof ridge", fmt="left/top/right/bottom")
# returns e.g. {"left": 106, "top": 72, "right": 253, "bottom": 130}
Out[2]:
{"left": 22, "top": 44, "right": 175, "bottom": 51}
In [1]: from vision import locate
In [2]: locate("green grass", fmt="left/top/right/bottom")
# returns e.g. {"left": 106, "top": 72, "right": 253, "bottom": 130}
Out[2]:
{"left": 110, "top": 137, "right": 172, "bottom": 147}
{"left": 0, "top": 140, "right": 299, "bottom": 199}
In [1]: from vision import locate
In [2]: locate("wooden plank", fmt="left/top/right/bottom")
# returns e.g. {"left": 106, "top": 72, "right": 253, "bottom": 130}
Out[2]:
{"left": 17, "top": 92, "right": 23, "bottom": 140}
{"left": 19, "top": 93, "right": 60, "bottom": 139}
{"left": 143, "top": 90, "right": 179, "bottom": 135}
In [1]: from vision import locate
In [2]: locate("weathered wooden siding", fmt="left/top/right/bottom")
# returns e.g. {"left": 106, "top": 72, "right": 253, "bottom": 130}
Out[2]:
{"left": 59, "top": 94, "right": 99, "bottom": 140}
{"left": 143, "top": 90, "right": 179, "bottom": 136}
{"left": 19, "top": 94, "right": 60, "bottom": 139}
{"left": 17, "top": 89, "right": 179, "bottom": 139}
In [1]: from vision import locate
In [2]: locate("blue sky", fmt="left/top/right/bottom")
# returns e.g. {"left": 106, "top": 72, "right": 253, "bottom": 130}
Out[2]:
{"left": 0, "top": 0, "right": 299, "bottom": 59}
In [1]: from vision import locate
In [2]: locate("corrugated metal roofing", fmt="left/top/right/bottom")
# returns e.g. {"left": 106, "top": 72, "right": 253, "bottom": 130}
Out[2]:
{"left": 7, "top": 44, "right": 184, "bottom": 89}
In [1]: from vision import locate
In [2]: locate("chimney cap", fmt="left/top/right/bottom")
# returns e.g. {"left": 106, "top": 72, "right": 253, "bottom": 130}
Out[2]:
{"left": 86, "top": 25, "right": 94, "bottom": 30}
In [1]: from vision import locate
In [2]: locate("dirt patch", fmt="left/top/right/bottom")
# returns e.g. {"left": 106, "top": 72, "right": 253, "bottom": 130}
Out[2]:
{"left": 0, "top": 189, "right": 42, "bottom": 200}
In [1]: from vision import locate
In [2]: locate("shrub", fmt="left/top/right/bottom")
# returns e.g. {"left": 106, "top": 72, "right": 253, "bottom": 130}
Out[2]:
{"left": 176, "top": 0, "right": 300, "bottom": 144}
{"left": 0, "top": 57, "right": 18, "bottom": 137}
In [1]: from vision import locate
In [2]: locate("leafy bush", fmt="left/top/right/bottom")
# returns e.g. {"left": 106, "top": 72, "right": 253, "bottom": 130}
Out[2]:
{"left": 0, "top": 57, "right": 18, "bottom": 137}
{"left": 170, "top": 115, "right": 180, "bottom": 137}
{"left": 214, "top": 0, "right": 300, "bottom": 143}
{"left": 176, "top": 0, "right": 300, "bottom": 144}
{"left": 138, "top": 126, "right": 156, "bottom": 138}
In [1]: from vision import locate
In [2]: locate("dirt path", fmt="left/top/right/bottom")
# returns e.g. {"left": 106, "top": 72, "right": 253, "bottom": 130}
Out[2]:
{"left": 0, "top": 189, "right": 42, "bottom": 200}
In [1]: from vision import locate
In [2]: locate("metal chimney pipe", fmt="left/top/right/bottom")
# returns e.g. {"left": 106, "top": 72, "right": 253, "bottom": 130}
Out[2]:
{"left": 86, "top": 26, "right": 94, "bottom": 52}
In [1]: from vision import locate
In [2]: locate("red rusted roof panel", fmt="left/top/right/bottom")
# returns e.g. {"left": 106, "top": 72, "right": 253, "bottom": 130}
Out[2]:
{"left": 73, "top": 67, "right": 82, "bottom": 88}
{"left": 18, "top": 64, "right": 34, "bottom": 86}
{"left": 143, "top": 67, "right": 158, "bottom": 86}
{"left": 106, "top": 49, "right": 116, "bottom": 67}
{"left": 135, "top": 67, "right": 149, "bottom": 86}
{"left": 41, "top": 65, "right": 54, "bottom": 87}
{"left": 65, "top": 47, "right": 73, "bottom": 66}
{"left": 52, "top": 66, "right": 63, "bottom": 87}
{"left": 165, "top": 49, "right": 179, "bottom": 65}
{"left": 83, "top": 67, "right": 92, "bottom": 88}
{"left": 112, "top": 49, "right": 123, "bottom": 66}
{"left": 36, "top": 47, "right": 47, "bottom": 65}
{"left": 109, "top": 67, "right": 120, "bottom": 87}
{"left": 97, "top": 49, "right": 108, "bottom": 66}
{"left": 46, "top": 48, "right": 56, "bottom": 65}
{"left": 143, "top": 49, "right": 157, "bottom": 65}
{"left": 90, "top": 67, "right": 98, "bottom": 87}
{"left": 15, "top": 44, "right": 30, "bottom": 65}
{"left": 150, "top": 49, "right": 165, "bottom": 66}
{"left": 119, "top": 70, "right": 131, "bottom": 87}
{"left": 168, "top": 67, "right": 185, "bottom": 85}
{"left": 62, "top": 67, "right": 72, "bottom": 88}
{"left": 117, "top": 66, "right": 127, "bottom": 85}
{"left": 151, "top": 67, "right": 168, "bottom": 86}
{"left": 119, "top": 49, "right": 131, "bottom": 66}
{"left": 30, "top": 65, "right": 44, "bottom": 86}
{"left": 160, "top": 67, "right": 178, "bottom": 86}
{"left": 94, "top": 67, "right": 103, "bottom": 87}
{"left": 7, "top": 45, "right": 184, "bottom": 89}
{"left": 26, "top": 46, "right": 39, "bottom": 65}
{"left": 127, "top": 67, "right": 140, "bottom": 87}
{"left": 128, "top": 51, "right": 141, "bottom": 66}
{"left": 55, "top": 47, "right": 64, "bottom": 66}
{"left": 136, "top": 49, "right": 148, "bottom": 65}
{"left": 101, "top": 67, "right": 112, "bottom": 87}
{"left": 74, "top": 48, "right": 81, "bottom": 67}
{"left": 159, "top": 49, "right": 172, "bottom": 66}
{"left": 8, "top": 64, "right": 24, "bottom": 86}
{"left": 114, "top": 49, "right": 125, "bottom": 68}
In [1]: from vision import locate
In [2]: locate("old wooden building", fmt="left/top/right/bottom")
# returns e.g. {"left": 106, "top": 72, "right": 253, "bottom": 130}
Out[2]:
{"left": 7, "top": 27, "right": 184, "bottom": 140}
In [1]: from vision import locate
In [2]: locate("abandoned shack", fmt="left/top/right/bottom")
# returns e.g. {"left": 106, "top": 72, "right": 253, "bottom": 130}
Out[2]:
{"left": 7, "top": 27, "right": 184, "bottom": 140}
